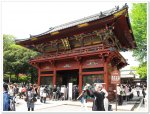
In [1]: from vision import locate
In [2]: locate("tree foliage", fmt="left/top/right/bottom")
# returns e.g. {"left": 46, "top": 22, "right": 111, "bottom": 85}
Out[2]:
{"left": 131, "top": 62, "right": 147, "bottom": 79}
{"left": 3, "top": 34, "right": 15, "bottom": 51}
{"left": 130, "top": 3, "right": 147, "bottom": 63}
{"left": 18, "top": 74, "right": 31, "bottom": 83}
{"left": 129, "top": 3, "right": 147, "bottom": 79}
{"left": 3, "top": 34, "right": 38, "bottom": 83}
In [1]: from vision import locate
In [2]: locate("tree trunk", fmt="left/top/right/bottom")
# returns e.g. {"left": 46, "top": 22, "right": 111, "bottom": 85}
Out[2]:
{"left": 31, "top": 75, "right": 33, "bottom": 84}
{"left": 16, "top": 74, "right": 19, "bottom": 82}
{"left": 9, "top": 73, "right": 12, "bottom": 83}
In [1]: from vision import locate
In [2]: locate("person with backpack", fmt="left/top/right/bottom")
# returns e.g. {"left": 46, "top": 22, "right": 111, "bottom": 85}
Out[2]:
{"left": 25, "top": 87, "right": 37, "bottom": 111}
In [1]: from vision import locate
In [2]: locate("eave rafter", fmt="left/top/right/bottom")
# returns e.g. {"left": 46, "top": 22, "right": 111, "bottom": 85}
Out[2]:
{"left": 106, "top": 51, "right": 127, "bottom": 69}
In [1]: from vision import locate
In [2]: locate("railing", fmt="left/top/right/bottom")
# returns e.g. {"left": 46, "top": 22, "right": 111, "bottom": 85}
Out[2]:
{"left": 31, "top": 44, "right": 109, "bottom": 62}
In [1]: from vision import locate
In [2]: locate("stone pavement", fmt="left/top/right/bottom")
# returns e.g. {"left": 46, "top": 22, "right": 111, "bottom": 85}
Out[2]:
{"left": 14, "top": 95, "right": 145, "bottom": 112}
{"left": 13, "top": 89, "right": 148, "bottom": 112}
{"left": 134, "top": 97, "right": 148, "bottom": 112}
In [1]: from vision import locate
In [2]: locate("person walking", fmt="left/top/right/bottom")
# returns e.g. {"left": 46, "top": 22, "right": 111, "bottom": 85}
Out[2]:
{"left": 8, "top": 85, "right": 16, "bottom": 111}
{"left": 101, "top": 86, "right": 108, "bottom": 111}
{"left": 142, "top": 86, "right": 146, "bottom": 104}
{"left": 136, "top": 85, "right": 140, "bottom": 97}
{"left": 116, "top": 84, "right": 123, "bottom": 105}
{"left": 3, "top": 83, "right": 10, "bottom": 111}
{"left": 77, "top": 86, "right": 88, "bottom": 111}
{"left": 64, "top": 85, "right": 67, "bottom": 100}
{"left": 125, "top": 85, "right": 129, "bottom": 101}
{"left": 8, "top": 85, "right": 14, "bottom": 98}
{"left": 72, "top": 85, "right": 76, "bottom": 101}
{"left": 43, "top": 87, "right": 47, "bottom": 103}
{"left": 40, "top": 85, "right": 45, "bottom": 103}
{"left": 25, "top": 87, "right": 36, "bottom": 111}
{"left": 52, "top": 85, "right": 57, "bottom": 101}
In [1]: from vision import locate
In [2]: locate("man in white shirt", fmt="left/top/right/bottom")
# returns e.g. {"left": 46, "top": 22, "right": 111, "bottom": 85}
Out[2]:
{"left": 116, "top": 84, "right": 123, "bottom": 105}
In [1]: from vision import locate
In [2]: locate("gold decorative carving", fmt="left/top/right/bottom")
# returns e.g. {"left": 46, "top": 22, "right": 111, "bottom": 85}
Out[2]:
{"left": 113, "top": 9, "right": 127, "bottom": 18}
{"left": 77, "top": 23, "right": 89, "bottom": 28}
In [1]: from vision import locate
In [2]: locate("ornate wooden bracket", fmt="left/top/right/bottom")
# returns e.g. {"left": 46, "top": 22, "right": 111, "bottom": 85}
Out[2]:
{"left": 48, "top": 60, "right": 55, "bottom": 66}
{"left": 30, "top": 62, "right": 39, "bottom": 69}
{"left": 74, "top": 56, "right": 82, "bottom": 63}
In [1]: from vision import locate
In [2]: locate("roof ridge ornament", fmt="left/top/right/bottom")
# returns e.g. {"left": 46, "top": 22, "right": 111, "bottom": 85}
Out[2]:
{"left": 123, "top": 3, "right": 128, "bottom": 9}
{"left": 115, "top": 6, "right": 119, "bottom": 11}
{"left": 99, "top": 11, "right": 106, "bottom": 18}
{"left": 29, "top": 27, "right": 54, "bottom": 38}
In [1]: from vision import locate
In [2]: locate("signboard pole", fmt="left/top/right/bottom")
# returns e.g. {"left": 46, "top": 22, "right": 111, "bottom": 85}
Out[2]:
{"left": 111, "top": 69, "right": 120, "bottom": 111}
{"left": 115, "top": 84, "right": 117, "bottom": 111}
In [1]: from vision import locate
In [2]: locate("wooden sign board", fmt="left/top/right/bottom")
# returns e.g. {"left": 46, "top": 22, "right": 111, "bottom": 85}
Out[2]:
{"left": 111, "top": 70, "right": 120, "bottom": 84}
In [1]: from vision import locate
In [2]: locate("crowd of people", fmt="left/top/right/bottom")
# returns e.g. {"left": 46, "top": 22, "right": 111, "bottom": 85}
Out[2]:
{"left": 3, "top": 82, "right": 80, "bottom": 111}
{"left": 3, "top": 82, "right": 147, "bottom": 111}
{"left": 116, "top": 84, "right": 147, "bottom": 106}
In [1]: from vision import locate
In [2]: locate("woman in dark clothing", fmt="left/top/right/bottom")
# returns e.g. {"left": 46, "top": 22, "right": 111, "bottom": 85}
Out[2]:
{"left": 87, "top": 84, "right": 105, "bottom": 111}
{"left": 52, "top": 85, "right": 57, "bottom": 101}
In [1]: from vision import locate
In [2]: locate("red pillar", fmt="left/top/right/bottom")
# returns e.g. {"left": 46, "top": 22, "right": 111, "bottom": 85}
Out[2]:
{"left": 104, "top": 61, "right": 108, "bottom": 91}
{"left": 53, "top": 66, "right": 56, "bottom": 85}
{"left": 37, "top": 68, "right": 40, "bottom": 86}
{"left": 79, "top": 63, "right": 82, "bottom": 93}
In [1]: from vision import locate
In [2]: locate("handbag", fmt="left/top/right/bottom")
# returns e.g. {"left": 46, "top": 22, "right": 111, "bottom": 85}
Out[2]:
{"left": 24, "top": 97, "right": 28, "bottom": 102}
{"left": 108, "top": 104, "right": 112, "bottom": 111}
{"left": 32, "top": 97, "right": 37, "bottom": 102}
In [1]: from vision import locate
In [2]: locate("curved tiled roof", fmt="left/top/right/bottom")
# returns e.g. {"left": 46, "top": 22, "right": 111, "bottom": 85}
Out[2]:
{"left": 16, "top": 4, "right": 128, "bottom": 42}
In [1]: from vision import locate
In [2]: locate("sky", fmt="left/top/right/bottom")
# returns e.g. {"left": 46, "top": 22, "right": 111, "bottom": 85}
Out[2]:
{"left": 2, "top": 2, "right": 133, "bottom": 39}
{"left": 1, "top": 1, "right": 139, "bottom": 69}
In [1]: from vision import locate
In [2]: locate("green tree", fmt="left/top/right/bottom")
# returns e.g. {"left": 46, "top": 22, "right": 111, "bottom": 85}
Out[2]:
{"left": 3, "top": 34, "right": 38, "bottom": 83}
{"left": 3, "top": 34, "right": 15, "bottom": 51}
{"left": 18, "top": 74, "right": 31, "bottom": 84}
{"left": 131, "top": 62, "right": 147, "bottom": 79}
{"left": 130, "top": 3, "right": 147, "bottom": 63}
{"left": 3, "top": 34, "right": 15, "bottom": 82}
{"left": 129, "top": 3, "right": 147, "bottom": 79}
